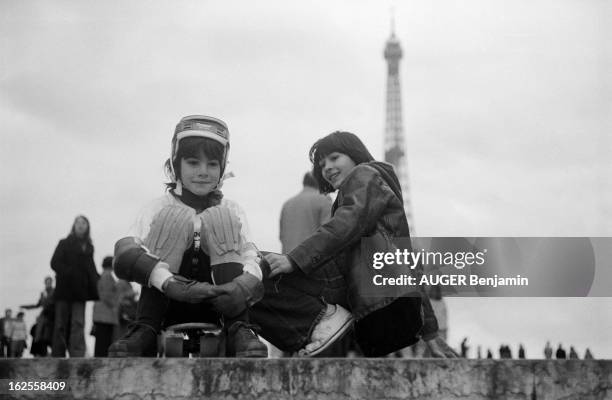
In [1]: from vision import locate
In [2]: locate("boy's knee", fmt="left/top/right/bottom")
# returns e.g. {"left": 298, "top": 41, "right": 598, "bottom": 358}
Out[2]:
{"left": 200, "top": 206, "right": 243, "bottom": 257}
{"left": 144, "top": 204, "right": 195, "bottom": 271}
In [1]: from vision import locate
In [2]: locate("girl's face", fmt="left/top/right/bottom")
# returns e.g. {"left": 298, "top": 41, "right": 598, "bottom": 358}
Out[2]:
{"left": 319, "top": 152, "right": 357, "bottom": 190}
{"left": 73, "top": 217, "right": 88, "bottom": 237}
{"left": 179, "top": 151, "right": 221, "bottom": 196}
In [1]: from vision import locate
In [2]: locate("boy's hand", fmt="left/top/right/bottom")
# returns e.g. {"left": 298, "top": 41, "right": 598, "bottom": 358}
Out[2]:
{"left": 162, "top": 275, "right": 222, "bottom": 304}
{"left": 211, "top": 273, "right": 264, "bottom": 317}
{"left": 265, "top": 253, "right": 295, "bottom": 277}
{"left": 200, "top": 206, "right": 242, "bottom": 256}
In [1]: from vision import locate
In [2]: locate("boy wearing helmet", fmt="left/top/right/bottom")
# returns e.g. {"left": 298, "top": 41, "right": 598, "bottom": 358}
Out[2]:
{"left": 109, "top": 115, "right": 268, "bottom": 357}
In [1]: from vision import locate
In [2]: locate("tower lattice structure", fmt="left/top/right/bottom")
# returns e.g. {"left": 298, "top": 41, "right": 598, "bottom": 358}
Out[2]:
{"left": 383, "top": 27, "right": 414, "bottom": 233}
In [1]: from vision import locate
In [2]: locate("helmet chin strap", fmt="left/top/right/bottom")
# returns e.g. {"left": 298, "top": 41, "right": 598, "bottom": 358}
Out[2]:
{"left": 216, "top": 171, "right": 235, "bottom": 190}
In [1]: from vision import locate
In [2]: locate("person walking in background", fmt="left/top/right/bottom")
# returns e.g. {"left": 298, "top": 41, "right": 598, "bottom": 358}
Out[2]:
{"left": 92, "top": 256, "right": 119, "bottom": 357}
{"left": 518, "top": 344, "right": 526, "bottom": 359}
{"left": 569, "top": 346, "right": 579, "bottom": 359}
{"left": 279, "top": 172, "right": 331, "bottom": 254}
{"left": 556, "top": 343, "right": 567, "bottom": 359}
{"left": 544, "top": 341, "right": 553, "bottom": 359}
{"left": 51, "top": 215, "right": 100, "bottom": 357}
{"left": 21, "top": 276, "right": 55, "bottom": 357}
{"left": 0, "top": 309, "right": 12, "bottom": 357}
{"left": 460, "top": 337, "right": 469, "bottom": 358}
{"left": 486, "top": 349, "right": 493, "bottom": 359}
{"left": 7, "top": 311, "right": 27, "bottom": 357}
{"left": 499, "top": 344, "right": 512, "bottom": 359}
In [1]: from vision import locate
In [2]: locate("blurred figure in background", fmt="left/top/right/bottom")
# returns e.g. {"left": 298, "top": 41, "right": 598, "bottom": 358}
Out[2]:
{"left": 51, "top": 215, "right": 100, "bottom": 357}
{"left": 556, "top": 343, "right": 567, "bottom": 359}
{"left": 499, "top": 344, "right": 512, "bottom": 359}
{"left": 21, "top": 276, "right": 55, "bottom": 357}
{"left": 92, "top": 256, "right": 118, "bottom": 357}
{"left": 0, "top": 309, "right": 12, "bottom": 357}
{"left": 7, "top": 311, "right": 27, "bottom": 357}
{"left": 461, "top": 337, "right": 469, "bottom": 358}
{"left": 518, "top": 344, "right": 526, "bottom": 359}
{"left": 569, "top": 346, "right": 579, "bottom": 359}
{"left": 584, "top": 348, "right": 594, "bottom": 359}
{"left": 544, "top": 341, "right": 553, "bottom": 359}
{"left": 279, "top": 172, "right": 331, "bottom": 254}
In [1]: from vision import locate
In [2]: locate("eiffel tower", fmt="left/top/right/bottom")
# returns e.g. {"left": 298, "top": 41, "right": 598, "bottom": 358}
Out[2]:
{"left": 383, "top": 22, "right": 414, "bottom": 233}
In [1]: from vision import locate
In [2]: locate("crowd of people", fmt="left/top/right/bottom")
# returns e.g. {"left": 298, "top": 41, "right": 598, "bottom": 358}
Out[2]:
{"left": 456, "top": 338, "right": 595, "bottom": 360}
{"left": 1, "top": 215, "right": 138, "bottom": 358}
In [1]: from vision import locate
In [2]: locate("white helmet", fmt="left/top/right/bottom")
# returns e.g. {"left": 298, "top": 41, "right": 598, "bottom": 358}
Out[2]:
{"left": 169, "top": 115, "right": 230, "bottom": 182}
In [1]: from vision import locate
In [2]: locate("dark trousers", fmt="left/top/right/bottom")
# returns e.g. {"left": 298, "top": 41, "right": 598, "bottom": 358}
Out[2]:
{"left": 133, "top": 264, "right": 330, "bottom": 354}
{"left": 52, "top": 301, "right": 85, "bottom": 357}
{"left": 0, "top": 338, "right": 9, "bottom": 358}
{"left": 134, "top": 263, "right": 250, "bottom": 333}
{"left": 93, "top": 323, "right": 115, "bottom": 357}
{"left": 250, "top": 270, "right": 328, "bottom": 353}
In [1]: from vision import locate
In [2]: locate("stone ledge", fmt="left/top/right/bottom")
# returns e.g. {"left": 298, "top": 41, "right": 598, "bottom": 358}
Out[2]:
{"left": 0, "top": 359, "right": 611, "bottom": 400}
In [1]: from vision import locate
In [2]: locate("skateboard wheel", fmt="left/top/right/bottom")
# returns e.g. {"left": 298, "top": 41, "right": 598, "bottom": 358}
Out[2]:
{"left": 200, "top": 335, "right": 221, "bottom": 357}
{"left": 165, "top": 336, "right": 184, "bottom": 357}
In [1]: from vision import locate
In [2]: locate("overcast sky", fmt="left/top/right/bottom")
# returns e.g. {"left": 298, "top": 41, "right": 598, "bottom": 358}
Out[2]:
{"left": 1, "top": 0, "right": 610, "bottom": 358}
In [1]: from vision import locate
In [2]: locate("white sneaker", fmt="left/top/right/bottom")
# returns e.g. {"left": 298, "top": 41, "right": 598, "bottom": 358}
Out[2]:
{"left": 298, "top": 304, "right": 354, "bottom": 357}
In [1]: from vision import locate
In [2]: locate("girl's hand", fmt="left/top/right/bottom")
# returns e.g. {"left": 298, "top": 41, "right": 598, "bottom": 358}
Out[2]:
{"left": 265, "top": 253, "right": 295, "bottom": 277}
{"left": 425, "top": 337, "right": 460, "bottom": 358}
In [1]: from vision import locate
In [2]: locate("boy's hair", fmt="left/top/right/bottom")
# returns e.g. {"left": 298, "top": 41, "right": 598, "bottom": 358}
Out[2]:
{"left": 164, "top": 137, "right": 225, "bottom": 190}
{"left": 309, "top": 131, "right": 375, "bottom": 194}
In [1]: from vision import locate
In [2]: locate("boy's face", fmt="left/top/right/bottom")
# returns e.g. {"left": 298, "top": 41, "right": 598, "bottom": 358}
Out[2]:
{"left": 180, "top": 150, "right": 221, "bottom": 196}
{"left": 318, "top": 152, "right": 357, "bottom": 190}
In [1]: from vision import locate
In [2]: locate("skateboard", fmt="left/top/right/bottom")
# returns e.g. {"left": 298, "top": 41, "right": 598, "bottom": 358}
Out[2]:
{"left": 163, "top": 322, "right": 224, "bottom": 357}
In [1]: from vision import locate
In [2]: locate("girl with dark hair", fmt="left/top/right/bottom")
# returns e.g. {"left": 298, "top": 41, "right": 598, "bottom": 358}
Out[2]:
{"left": 262, "top": 131, "right": 456, "bottom": 357}
{"left": 51, "top": 215, "right": 100, "bottom": 357}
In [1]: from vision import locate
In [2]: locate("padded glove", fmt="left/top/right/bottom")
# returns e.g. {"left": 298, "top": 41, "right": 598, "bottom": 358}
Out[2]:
{"left": 162, "top": 275, "right": 222, "bottom": 304}
{"left": 211, "top": 273, "right": 264, "bottom": 317}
